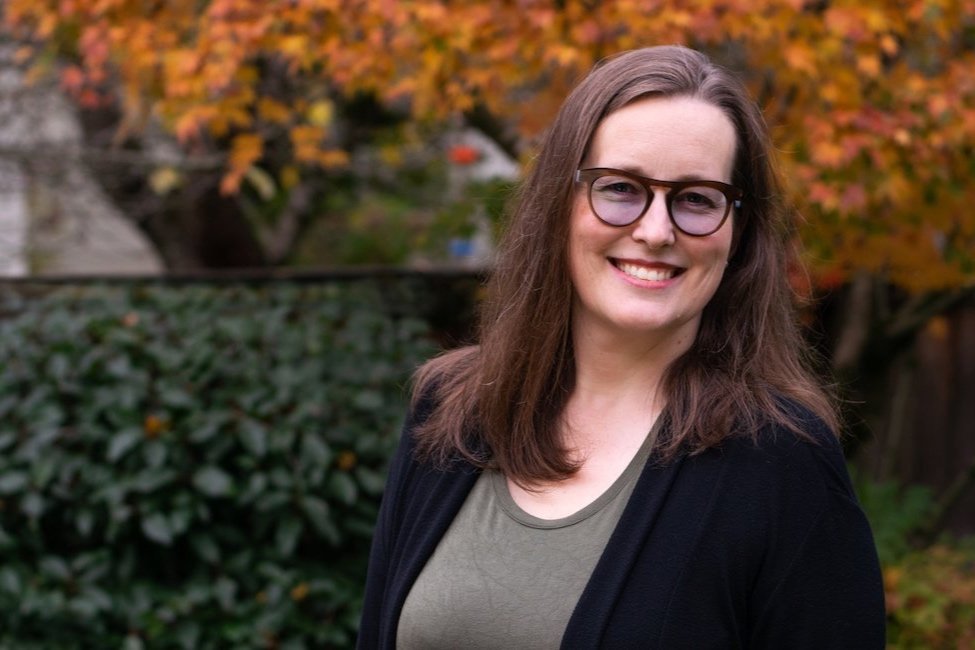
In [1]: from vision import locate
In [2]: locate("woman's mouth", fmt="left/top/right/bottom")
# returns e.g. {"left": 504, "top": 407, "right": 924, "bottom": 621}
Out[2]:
{"left": 613, "top": 260, "right": 682, "bottom": 282}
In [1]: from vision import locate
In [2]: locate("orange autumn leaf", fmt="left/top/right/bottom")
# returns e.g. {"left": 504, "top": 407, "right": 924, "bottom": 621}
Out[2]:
{"left": 221, "top": 132, "right": 263, "bottom": 194}
{"left": 257, "top": 97, "right": 292, "bottom": 125}
{"left": 228, "top": 132, "right": 263, "bottom": 172}
{"left": 289, "top": 125, "right": 326, "bottom": 163}
{"left": 316, "top": 149, "right": 349, "bottom": 168}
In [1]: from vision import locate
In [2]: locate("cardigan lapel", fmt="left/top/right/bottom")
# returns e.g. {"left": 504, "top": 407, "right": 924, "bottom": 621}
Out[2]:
{"left": 382, "top": 459, "right": 480, "bottom": 647}
{"left": 561, "top": 453, "right": 687, "bottom": 647}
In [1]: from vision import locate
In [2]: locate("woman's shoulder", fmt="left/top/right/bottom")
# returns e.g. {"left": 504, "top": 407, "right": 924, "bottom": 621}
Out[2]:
{"left": 674, "top": 399, "right": 865, "bottom": 565}
{"left": 711, "top": 398, "right": 855, "bottom": 501}
{"left": 724, "top": 395, "right": 842, "bottom": 455}
{"left": 757, "top": 397, "right": 841, "bottom": 454}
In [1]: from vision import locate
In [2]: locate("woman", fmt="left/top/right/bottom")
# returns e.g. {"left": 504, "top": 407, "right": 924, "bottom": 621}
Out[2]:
{"left": 358, "top": 46, "right": 885, "bottom": 648}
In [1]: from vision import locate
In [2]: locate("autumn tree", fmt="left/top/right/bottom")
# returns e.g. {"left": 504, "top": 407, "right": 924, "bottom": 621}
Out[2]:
{"left": 3, "top": 0, "right": 973, "bottom": 279}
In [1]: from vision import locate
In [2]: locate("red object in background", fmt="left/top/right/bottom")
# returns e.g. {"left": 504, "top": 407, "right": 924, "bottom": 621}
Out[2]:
{"left": 447, "top": 144, "right": 481, "bottom": 165}
{"left": 815, "top": 266, "right": 846, "bottom": 291}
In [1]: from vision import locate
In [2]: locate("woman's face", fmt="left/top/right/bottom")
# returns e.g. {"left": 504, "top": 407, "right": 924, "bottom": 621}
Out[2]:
{"left": 568, "top": 95, "right": 737, "bottom": 349}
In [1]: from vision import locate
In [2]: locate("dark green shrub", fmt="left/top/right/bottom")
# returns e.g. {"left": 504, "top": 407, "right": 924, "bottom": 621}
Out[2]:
{"left": 852, "top": 469, "right": 936, "bottom": 566}
{"left": 0, "top": 282, "right": 435, "bottom": 649}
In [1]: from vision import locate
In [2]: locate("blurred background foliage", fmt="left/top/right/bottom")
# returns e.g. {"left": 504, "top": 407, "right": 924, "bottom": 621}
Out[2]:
{"left": 853, "top": 469, "right": 975, "bottom": 648}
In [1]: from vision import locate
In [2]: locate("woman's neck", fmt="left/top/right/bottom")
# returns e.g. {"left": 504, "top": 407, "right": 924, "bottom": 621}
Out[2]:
{"left": 571, "top": 319, "right": 694, "bottom": 399}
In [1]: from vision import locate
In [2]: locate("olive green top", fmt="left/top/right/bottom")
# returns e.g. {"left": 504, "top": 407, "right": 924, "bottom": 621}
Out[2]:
{"left": 396, "top": 426, "right": 658, "bottom": 649}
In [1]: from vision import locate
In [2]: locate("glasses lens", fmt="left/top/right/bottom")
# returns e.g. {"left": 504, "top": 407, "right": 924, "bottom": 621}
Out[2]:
{"left": 589, "top": 174, "right": 648, "bottom": 226}
{"left": 671, "top": 186, "right": 728, "bottom": 235}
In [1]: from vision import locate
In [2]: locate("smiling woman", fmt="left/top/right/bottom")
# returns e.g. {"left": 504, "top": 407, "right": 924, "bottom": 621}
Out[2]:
{"left": 568, "top": 96, "right": 737, "bottom": 350}
{"left": 358, "top": 46, "right": 886, "bottom": 649}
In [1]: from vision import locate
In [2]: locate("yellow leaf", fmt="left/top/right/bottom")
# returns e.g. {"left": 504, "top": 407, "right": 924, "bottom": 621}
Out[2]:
{"left": 278, "top": 34, "right": 308, "bottom": 59}
{"left": 307, "top": 100, "right": 334, "bottom": 128}
{"left": 149, "top": 166, "right": 183, "bottom": 195}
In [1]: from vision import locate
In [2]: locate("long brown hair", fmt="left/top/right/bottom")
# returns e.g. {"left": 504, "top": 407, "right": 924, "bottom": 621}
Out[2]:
{"left": 412, "top": 45, "right": 838, "bottom": 483}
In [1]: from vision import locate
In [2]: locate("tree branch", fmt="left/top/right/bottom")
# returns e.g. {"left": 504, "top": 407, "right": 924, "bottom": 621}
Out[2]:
{"left": 886, "top": 286, "right": 975, "bottom": 342}
{"left": 875, "top": 353, "right": 914, "bottom": 482}
{"left": 917, "top": 452, "right": 975, "bottom": 545}
{"left": 832, "top": 272, "right": 875, "bottom": 373}
{"left": 258, "top": 182, "right": 313, "bottom": 265}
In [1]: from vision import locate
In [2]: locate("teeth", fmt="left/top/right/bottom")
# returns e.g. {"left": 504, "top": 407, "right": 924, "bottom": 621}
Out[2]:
{"left": 617, "top": 262, "right": 676, "bottom": 282}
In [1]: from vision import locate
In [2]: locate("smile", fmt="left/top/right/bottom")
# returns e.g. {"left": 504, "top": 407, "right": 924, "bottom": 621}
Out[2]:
{"left": 614, "top": 260, "right": 681, "bottom": 282}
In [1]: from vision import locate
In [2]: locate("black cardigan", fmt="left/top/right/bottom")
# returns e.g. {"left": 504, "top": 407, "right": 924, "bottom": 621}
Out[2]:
{"left": 357, "top": 398, "right": 886, "bottom": 649}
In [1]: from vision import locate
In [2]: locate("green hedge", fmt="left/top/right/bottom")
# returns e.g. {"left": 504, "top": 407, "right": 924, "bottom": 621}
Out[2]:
{"left": 0, "top": 282, "right": 435, "bottom": 649}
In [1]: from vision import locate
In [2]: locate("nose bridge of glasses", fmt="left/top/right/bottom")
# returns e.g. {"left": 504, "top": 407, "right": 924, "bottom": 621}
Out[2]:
{"left": 631, "top": 183, "right": 675, "bottom": 235}
{"left": 641, "top": 176, "right": 677, "bottom": 194}
{"left": 642, "top": 185, "right": 669, "bottom": 214}
{"left": 635, "top": 178, "right": 679, "bottom": 219}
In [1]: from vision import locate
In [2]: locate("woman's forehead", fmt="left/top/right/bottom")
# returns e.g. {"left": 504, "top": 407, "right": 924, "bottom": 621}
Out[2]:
{"left": 585, "top": 97, "right": 738, "bottom": 183}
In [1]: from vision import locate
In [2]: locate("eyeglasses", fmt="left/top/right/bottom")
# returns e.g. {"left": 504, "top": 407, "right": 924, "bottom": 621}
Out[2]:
{"left": 575, "top": 168, "right": 743, "bottom": 237}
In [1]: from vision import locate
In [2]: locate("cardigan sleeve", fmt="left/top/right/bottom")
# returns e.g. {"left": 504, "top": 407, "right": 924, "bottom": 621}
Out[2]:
{"left": 356, "top": 393, "right": 427, "bottom": 649}
{"left": 746, "top": 424, "right": 886, "bottom": 649}
{"left": 356, "top": 433, "right": 407, "bottom": 648}
{"left": 748, "top": 482, "right": 886, "bottom": 648}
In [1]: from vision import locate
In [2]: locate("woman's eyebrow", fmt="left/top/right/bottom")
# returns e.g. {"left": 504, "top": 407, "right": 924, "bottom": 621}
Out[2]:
{"left": 612, "top": 166, "right": 725, "bottom": 183}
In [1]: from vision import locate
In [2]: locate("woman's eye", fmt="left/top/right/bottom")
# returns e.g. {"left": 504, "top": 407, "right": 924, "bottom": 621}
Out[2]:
{"left": 594, "top": 178, "right": 641, "bottom": 198}
{"left": 675, "top": 190, "right": 720, "bottom": 210}
{"left": 682, "top": 192, "right": 711, "bottom": 204}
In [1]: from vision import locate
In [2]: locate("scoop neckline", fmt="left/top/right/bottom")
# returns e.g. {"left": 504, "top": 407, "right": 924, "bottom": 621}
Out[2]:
{"left": 489, "top": 418, "right": 661, "bottom": 529}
